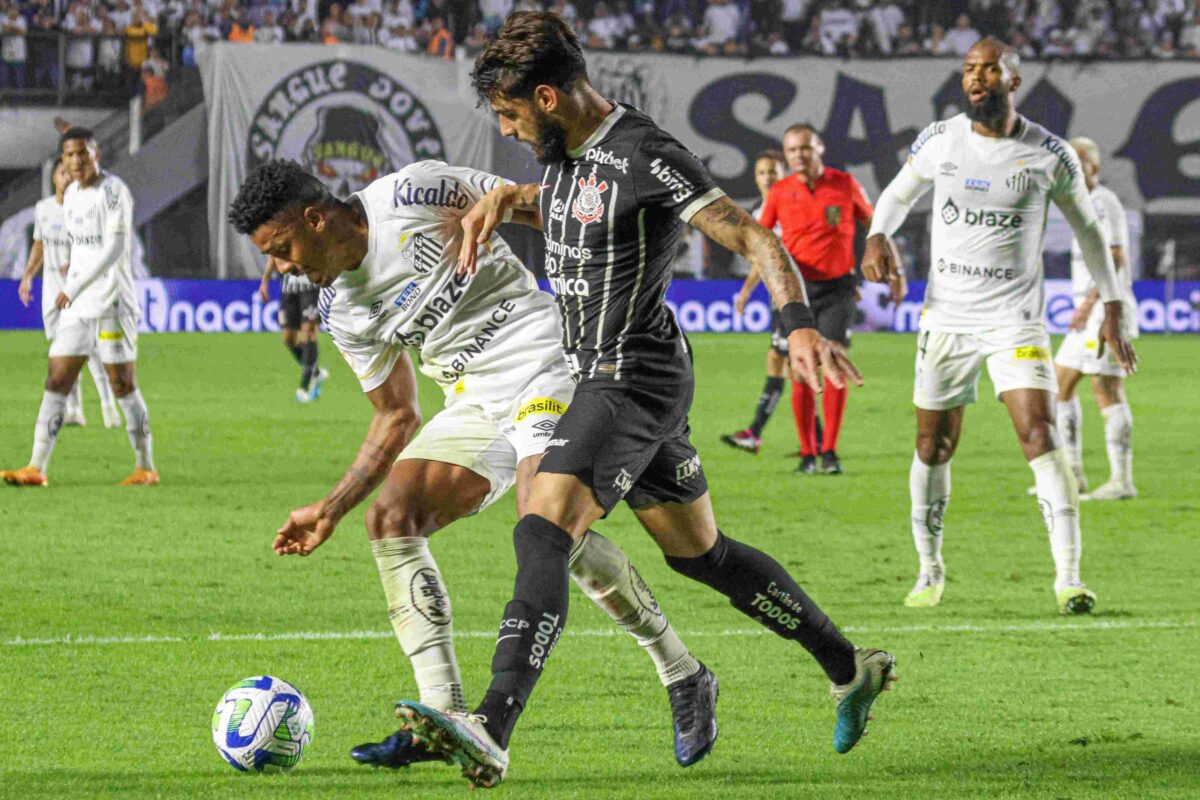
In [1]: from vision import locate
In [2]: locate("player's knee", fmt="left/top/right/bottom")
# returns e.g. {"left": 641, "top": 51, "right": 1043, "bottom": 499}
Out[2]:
{"left": 365, "top": 500, "right": 428, "bottom": 541}
{"left": 1016, "top": 421, "right": 1057, "bottom": 457}
{"left": 107, "top": 370, "right": 136, "bottom": 397}
{"left": 45, "top": 372, "right": 73, "bottom": 395}
{"left": 915, "top": 431, "right": 956, "bottom": 465}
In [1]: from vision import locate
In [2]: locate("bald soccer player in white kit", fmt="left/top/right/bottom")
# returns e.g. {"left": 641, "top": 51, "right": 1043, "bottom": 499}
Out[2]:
{"left": 860, "top": 38, "right": 1137, "bottom": 614}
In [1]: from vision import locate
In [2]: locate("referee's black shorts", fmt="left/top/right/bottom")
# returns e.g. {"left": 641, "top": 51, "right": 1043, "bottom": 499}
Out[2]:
{"left": 804, "top": 272, "right": 857, "bottom": 347}
{"left": 538, "top": 375, "right": 708, "bottom": 514}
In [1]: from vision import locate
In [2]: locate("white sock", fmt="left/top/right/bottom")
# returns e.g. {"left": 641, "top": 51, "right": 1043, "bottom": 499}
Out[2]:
{"left": 372, "top": 537, "right": 466, "bottom": 713}
{"left": 65, "top": 376, "right": 83, "bottom": 417}
{"left": 909, "top": 452, "right": 949, "bottom": 578}
{"left": 1056, "top": 396, "right": 1085, "bottom": 486}
{"left": 569, "top": 531, "right": 700, "bottom": 687}
{"left": 87, "top": 353, "right": 117, "bottom": 410}
{"left": 1101, "top": 403, "right": 1133, "bottom": 487}
{"left": 116, "top": 390, "right": 155, "bottom": 471}
{"left": 30, "top": 390, "right": 68, "bottom": 473}
{"left": 1029, "top": 448, "right": 1081, "bottom": 589}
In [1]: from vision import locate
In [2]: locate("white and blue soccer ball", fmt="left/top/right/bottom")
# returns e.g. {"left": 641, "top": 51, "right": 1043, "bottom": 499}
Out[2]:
{"left": 211, "top": 675, "right": 314, "bottom": 772}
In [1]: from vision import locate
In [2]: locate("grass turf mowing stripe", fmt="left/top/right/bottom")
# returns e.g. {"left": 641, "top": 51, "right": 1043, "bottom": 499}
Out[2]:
{"left": 6, "top": 618, "right": 1195, "bottom": 648}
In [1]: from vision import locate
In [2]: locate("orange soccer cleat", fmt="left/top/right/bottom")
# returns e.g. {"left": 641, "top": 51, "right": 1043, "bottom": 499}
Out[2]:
{"left": 119, "top": 468, "right": 160, "bottom": 486}
{"left": 1, "top": 466, "right": 49, "bottom": 487}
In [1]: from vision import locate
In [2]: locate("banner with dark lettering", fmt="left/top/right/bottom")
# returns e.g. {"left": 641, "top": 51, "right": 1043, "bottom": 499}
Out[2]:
{"left": 2, "top": 279, "right": 1197, "bottom": 334}
{"left": 200, "top": 43, "right": 495, "bottom": 279}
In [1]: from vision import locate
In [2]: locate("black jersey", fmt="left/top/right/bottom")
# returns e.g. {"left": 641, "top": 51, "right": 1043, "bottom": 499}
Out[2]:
{"left": 538, "top": 104, "right": 724, "bottom": 383}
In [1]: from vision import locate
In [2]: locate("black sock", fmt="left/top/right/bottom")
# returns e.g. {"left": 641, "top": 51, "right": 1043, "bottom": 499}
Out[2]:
{"left": 299, "top": 341, "right": 318, "bottom": 390}
{"left": 288, "top": 344, "right": 304, "bottom": 365}
{"left": 749, "top": 376, "right": 785, "bottom": 437}
{"left": 475, "top": 514, "right": 574, "bottom": 748}
{"left": 665, "top": 531, "right": 856, "bottom": 685}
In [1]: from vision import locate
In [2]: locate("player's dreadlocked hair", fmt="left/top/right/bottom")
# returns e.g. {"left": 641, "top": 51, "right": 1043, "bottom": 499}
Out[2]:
{"left": 228, "top": 160, "right": 332, "bottom": 234}
{"left": 471, "top": 11, "right": 588, "bottom": 106}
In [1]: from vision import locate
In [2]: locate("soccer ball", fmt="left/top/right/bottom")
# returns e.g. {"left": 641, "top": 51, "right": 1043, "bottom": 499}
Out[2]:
{"left": 211, "top": 675, "right": 314, "bottom": 772}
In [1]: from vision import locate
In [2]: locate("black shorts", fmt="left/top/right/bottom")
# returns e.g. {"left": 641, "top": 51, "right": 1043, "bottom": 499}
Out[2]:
{"left": 538, "top": 376, "right": 708, "bottom": 514}
{"left": 769, "top": 306, "right": 789, "bottom": 356}
{"left": 279, "top": 289, "right": 320, "bottom": 330}
{"left": 804, "top": 273, "right": 857, "bottom": 347}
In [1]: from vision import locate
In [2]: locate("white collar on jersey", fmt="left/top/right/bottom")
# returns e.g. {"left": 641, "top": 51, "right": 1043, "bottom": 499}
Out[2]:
{"left": 568, "top": 102, "right": 627, "bottom": 160}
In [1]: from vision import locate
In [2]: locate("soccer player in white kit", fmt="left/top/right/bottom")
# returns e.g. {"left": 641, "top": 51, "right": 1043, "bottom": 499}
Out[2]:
{"left": 860, "top": 39, "right": 1137, "bottom": 614}
{"left": 2, "top": 128, "right": 158, "bottom": 487}
{"left": 1051, "top": 137, "right": 1137, "bottom": 501}
{"left": 16, "top": 157, "right": 121, "bottom": 429}
{"left": 228, "top": 159, "right": 716, "bottom": 770}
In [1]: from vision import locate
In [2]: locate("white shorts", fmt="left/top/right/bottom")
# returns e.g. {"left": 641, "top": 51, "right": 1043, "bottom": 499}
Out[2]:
{"left": 397, "top": 357, "right": 576, "bottom": 513}
{"left": 47, "top": 314, "right": 138, "bottom": 363}
{"left": 1054, "top": 303, "right": 1136, "bottom": 378}
{"left": 913, "top": 325, "right": 1057, "bottom": 410}
{"left": 43, "top": 307, "right": 60, "bottom": 341}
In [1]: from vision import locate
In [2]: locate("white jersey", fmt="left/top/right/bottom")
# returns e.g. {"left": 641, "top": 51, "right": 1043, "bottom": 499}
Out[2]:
{"left": 906, "top": 114, "right": 1096, "bottom": 333}
{"left": 61, "top": 172, "right": 137, "bottom": 320}
{"left": 1070, "top": 184, "right": 1134, "bottom": 305}
{"left": 32, "top": 195, "right": 71, "bottom": 317}
{"left": 325, "top": 160, "right": 563, "bottom": 393}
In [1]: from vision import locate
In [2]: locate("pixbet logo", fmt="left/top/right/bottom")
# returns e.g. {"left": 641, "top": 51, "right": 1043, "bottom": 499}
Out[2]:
{"left": 585, "top": 146, "right": 629, "bottom": 174}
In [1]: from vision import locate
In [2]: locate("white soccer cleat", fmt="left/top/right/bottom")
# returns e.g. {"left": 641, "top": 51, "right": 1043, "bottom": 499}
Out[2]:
{"left": 903, "top": 572, "right": 945, "bottom": 608}
{"left": 63, "top": 410, "right": 87, "bottom": 427}
{"left": 294, "top": 387, "right": 312, "bottom": 404}
{"left": 101, "top": 403, "right": 122, "bottom": 429}
{"left": 396, "top": 701, "right": 508, "bottom": 788}
{"left": 1080, "top": 481, "right": 1136, "bottom": 501}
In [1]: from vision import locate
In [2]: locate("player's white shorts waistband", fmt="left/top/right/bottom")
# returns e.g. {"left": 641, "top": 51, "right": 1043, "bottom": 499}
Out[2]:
{"left": 48, "top": 314, "right": 138, "bottom": 363}
{"left": 913, "top": 325, "right": 1057, "bottom": 410}
{"left": 397, "top": 357, "right": 576, "bottom": 513}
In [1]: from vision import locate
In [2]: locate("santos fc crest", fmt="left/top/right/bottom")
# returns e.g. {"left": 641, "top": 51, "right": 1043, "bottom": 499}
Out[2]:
{"left": 572, "top": 173, "right": 609, "bottom": 224}
{"left": 247, "top": 61, "right": 446, "bottom": 198}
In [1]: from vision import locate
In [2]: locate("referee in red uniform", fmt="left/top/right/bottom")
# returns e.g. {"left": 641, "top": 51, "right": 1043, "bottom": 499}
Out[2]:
{"left": 760, "top": 124, "right": 873, "bottom": 474}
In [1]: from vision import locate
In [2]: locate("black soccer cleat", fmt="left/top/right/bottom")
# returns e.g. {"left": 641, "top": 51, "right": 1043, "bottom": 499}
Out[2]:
{"left": 349, "top": 730, "right": 450, "bottom": 768}
{"left": 796, "top": 455, "right": 817, "bottom": 474}
{"left": 667, "top": 663, "right": 719, "bottom": 767}
{"left": 819, "top": 450, "right": 842, "bottom": 475}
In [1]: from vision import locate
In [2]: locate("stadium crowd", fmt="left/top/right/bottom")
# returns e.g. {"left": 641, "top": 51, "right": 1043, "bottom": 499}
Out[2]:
{"left": 4, "top": 0, "right": 1200, "bottom": 94}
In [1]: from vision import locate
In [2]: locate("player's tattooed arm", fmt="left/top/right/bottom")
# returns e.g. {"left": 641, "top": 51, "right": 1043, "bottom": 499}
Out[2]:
{"left": 273, "top": 353, "right": 422, "bottom": 557}
{"left": 688, "top": 196, "right": 807, "bottom": 307}
{"left": 459, "top": 182, "right": 543, "bottom": 274}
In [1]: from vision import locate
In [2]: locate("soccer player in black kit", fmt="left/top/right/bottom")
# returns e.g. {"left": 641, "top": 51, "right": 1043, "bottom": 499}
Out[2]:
{"left": 396, "top": 12, "right": 896, "bottom": 787}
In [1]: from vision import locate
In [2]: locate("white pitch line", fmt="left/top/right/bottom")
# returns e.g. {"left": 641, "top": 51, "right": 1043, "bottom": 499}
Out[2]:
{"left": 3, "top": 618, "right": 1194, "bottom": 649}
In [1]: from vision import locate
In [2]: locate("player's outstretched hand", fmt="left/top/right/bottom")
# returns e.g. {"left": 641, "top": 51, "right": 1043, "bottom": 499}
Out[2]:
{"left": 458, "top": 189, "right": 510, "bottom": 275}
{"left": 1098, "top": 302, "right": 1138, "bottom": 374}
{"left": 273, "top": 501, "right": 336, "bottom": 557}
{"left": 788, "top": 329, "right": 864, "bottom": 392}
{"left": 18, "top": 276, "right": 34, "bottom": 307}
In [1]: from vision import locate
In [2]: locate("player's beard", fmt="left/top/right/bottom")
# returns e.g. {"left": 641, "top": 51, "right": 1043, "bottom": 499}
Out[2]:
{"left": 964, "top": 86, "right": 1008, "bottom": 126}
{"left": 531, "top": 109, "right": 570, "bottom": 165}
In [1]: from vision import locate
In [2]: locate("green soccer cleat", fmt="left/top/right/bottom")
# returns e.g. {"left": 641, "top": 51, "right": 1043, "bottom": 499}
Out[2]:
{"left": 396, "top": 701, "right": 508, "bottom": 789}
{"left": 831, "top": 648, "right": 896, "bottom": 754}
{"left": 1056, "top": 584, "right": 1097, "bottom": 615}
{"left": 903, "top": 573, "right": 944, "bottom": 608}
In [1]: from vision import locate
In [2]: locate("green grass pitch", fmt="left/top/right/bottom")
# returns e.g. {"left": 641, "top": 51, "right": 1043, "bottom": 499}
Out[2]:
{"left": 1, "top": 330, "right": 1196, "bottom": 799}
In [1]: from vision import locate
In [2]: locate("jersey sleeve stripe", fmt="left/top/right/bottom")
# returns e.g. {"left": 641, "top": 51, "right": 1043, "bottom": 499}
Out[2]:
{"left": 679, "top": 186, "right": 726, "bottom": 223}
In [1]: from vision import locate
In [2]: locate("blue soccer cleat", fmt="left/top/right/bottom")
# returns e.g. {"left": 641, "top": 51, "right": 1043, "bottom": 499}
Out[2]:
{"left": 396, "top": 700, "right": 508, "bottom": 789}
{"left": 349, "top": 729, "right": 450, "bottom": 768}
{"left": 831, "top": 648, "right": 896, "bottom": 754}
{"left": 666, "top": 663, "right": 719, "bottom": 767}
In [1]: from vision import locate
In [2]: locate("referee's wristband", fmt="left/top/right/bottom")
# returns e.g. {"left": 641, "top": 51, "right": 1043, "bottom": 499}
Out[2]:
{"left": 779, "top": 302, "right": 817, "bottom": 334}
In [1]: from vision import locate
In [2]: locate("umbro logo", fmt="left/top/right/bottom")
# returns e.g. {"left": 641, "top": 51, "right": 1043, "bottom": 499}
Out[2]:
{"left": 532, "top": 420, "right": 557, "bottom": 432}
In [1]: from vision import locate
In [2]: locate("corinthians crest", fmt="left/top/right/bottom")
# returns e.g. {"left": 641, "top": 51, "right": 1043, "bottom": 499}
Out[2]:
{"left": 572, "top": 173, "right": 609, "bottom": 224}
{"left": 247, "top": 61, "right": 446, "bottom": 198}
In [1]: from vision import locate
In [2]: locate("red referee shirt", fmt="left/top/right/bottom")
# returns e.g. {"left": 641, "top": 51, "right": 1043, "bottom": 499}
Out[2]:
{"left": 758, "top": 167, "right": 873, "bottom": 282}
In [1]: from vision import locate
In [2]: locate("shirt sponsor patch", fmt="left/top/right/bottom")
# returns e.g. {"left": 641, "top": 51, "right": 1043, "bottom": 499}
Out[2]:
{"left": 1014, "top": 346, "right": 1050, "bottom": 361}
{"left": 98, "top": 330, "right": 125, "bottom": 341}
{"left": 515, "top": 397, "right": 567, "bottom": 422}
{"left": 964, "top": 178, "right": 990, "bottom": 192}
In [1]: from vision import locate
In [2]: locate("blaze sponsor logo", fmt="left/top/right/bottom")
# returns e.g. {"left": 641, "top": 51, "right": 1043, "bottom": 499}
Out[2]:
{"left": 1014, "top": 346, "right": 1050, "bottom": 361}
{"left": 585, "top": 146, "right": 629, "bottom": 174}
{"left": 572, "top": 173, "right": 609, "bottom": 224}
{"left": 515, "top": 397, "right": 568, "bottom": 422}
{"left": 935, "top": 259, "right": 1017, "bottom": 280}
{"left": 613, "top": 468, "right": 634, "bottom": 497}
{"left": 964, "top": 178, "right": 990, "bottom": 192}
{"left": 674, "top": 455, "right": 701, "bottom": 483}
{"left": 393, "top": 280, "right": 422, "bottom": 311}
{"left": 942, "top": 201, "right": 1023, "bottom": 229}
{"left": 648, "top": 157, "right": 695, "bottom": 204}
{"left": 407, "top": 567, "right": 450, "bottom": 626}
{"left": 549, "top": 276, "right": 591, "bottom": 297}
{"left": 940, "top": 198, "right": 960, "bottom": 224}
{"left": 1006, "top": 168, "right": 1034, "bottom": 193}
{"left": 392, "top": 177, "right": 470, "bottom": 209}
{"left": 1040, "top": 136, "right": 1079, "bottom": 179}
